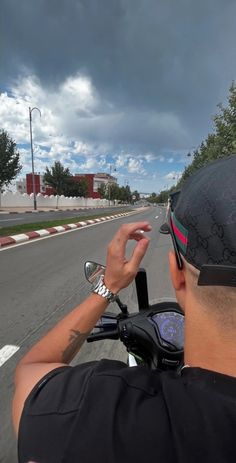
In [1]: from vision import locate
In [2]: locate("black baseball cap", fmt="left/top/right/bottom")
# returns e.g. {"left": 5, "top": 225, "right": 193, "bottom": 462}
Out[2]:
{"left": 167, "top": 155, "right": 236, "bottom": 287}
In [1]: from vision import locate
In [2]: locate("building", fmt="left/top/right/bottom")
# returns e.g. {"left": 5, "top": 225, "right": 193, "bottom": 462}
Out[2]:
{"left": 16, "top": 172, "right": 117, "bottom": 198}
{"left": 16, "top": 174, "right": 54, "bottom": 195}
{"left": 74, "top": 173, "right": 117, "bottom": 198}
{"left": 16, "top": 178, "right": 27, "bottom": 194}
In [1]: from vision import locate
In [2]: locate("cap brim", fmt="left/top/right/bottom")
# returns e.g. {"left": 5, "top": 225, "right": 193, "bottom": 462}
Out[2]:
{"left": 198, "top": 264, "right": 236, "bottom": 287}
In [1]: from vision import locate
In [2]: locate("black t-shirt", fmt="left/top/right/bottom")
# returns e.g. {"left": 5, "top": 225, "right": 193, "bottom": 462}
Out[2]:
{"left": 18, "top": 360, "right": 236, "bottom": 463}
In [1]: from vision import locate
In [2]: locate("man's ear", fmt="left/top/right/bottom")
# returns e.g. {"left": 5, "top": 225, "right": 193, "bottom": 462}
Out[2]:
{"left": 168, "top": 250, "right": 186, "bottom": 310}
{"left": 168, "top": 251, "right": 185, "bottom": 289}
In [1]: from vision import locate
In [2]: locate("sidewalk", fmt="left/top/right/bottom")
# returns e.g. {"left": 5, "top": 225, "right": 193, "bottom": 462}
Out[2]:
{"left": 0, "top": 206, "right": 108, "bottom": 214}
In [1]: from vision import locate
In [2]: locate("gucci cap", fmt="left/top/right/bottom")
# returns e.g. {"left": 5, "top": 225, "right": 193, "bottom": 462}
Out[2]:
{"left": 169, "top": 155, "right": 236, "bottom": 286}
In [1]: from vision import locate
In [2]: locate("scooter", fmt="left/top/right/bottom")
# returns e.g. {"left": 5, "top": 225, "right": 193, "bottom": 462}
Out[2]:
{"left": 84, "top": 262, "right": 184, "bottom": 371}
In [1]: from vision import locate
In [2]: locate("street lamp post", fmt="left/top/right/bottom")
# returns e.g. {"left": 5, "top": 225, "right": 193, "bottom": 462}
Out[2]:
{"left": 29, "top": 106, "right": 41, "bottom": 210}
{"left": 108, "top": 164, "right": 116, "bottom": 206}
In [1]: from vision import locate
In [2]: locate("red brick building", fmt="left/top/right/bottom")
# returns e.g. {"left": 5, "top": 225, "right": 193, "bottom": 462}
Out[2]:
{"left": 74, "top": 173, "right": 117, "bottom": 198}
{"left": 25, "top": 173, "right": 54, "bottom": 195}
{"left": 17, "top": 172, "right": 117, "bottom": 198}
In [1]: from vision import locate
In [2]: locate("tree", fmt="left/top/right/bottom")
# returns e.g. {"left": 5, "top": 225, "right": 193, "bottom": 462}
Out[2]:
{"left": 108, "top": 183, "right": 121, "bottom": 201}
{"left": 98, "top": 182, "right": 122, "bottom": 201}
{"left": 147, "top": 192, "right": 158, "bottom": 203}
{"left": 0, "top": 130, "right": 22, "bottom": 190}
{"left": 64, "top": 177, "right": 88, "bottom": 197}
{"left": 44, "top": 161, "right": 72, "bottom": 195}
{"left": 118, "top": 185, "right": 132, "bottom": 203}
{"left": 156, "top": 190, "right": 169, "bottom": 203}
{"left": 177, "top": 82, "right": 236, "bottom": 188}
{"left": 75, "top": 177, "right": 88, "bottom": 197}
{"left": 132, "top": 190, "right": 140, "bottom": 202}
{"left": 97, "top": 182, "right": 134, "bottom": 202}
{"left": 98, "top": 183, "right": 107, "bottom": 199}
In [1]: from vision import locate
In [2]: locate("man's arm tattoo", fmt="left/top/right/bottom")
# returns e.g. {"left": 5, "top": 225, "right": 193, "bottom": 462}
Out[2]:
{"left": 62, "top": 329, "right": 90, "bottom": 363}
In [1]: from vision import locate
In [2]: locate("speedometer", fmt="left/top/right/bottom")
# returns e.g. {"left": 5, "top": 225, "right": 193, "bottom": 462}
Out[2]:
{"left": 150, "top": 311, "right": 184, "bottom": 349}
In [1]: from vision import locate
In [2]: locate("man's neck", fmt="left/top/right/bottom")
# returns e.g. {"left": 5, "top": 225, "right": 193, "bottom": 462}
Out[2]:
{"left": 184, "top": 310, "right": 236, "bottom": 378}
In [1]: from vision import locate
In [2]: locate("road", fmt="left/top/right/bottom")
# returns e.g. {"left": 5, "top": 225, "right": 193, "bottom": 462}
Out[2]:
{"left": 0, "top": 206, "right": 132, "bottom": 228}
{"left": 0, "top": 206, "right": 174, "bottom": 462}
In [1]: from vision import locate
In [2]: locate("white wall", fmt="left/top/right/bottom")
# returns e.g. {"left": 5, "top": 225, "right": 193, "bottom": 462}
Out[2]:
{"left": 0, "top": 191, "right": 113, "bottom": 208}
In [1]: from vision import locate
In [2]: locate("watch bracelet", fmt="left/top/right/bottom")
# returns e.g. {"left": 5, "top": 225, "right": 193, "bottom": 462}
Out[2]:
{"left": 93, "top": 275, "right": 117, "bottom": 302}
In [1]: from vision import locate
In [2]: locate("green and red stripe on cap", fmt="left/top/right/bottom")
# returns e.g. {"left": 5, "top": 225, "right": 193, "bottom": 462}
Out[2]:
{"left": 170, "top": 211, "right": 188, "bottom": 254}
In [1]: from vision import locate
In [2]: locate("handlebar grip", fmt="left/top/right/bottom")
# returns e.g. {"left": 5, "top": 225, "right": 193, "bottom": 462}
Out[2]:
{"left": 87, "top": 329, "right": 119, "bottom": 342}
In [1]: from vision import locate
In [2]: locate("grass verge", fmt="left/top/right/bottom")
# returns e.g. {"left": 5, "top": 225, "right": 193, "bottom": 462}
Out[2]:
{"left": 0, "top": 209, "right": 134, "bottom": 237}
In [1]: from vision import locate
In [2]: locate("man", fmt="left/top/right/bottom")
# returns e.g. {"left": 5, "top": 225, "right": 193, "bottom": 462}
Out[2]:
{"left": 13, "top": 156, "right": 236, "bottom": 462}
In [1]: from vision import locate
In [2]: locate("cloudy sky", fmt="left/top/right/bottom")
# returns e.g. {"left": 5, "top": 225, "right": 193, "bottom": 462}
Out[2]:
{"left": 1, "top": 0, "right": 236, "bottom": 193}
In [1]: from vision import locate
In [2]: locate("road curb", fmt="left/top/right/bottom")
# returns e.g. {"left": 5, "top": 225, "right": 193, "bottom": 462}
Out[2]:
{"left": 0, "top": 207, "right": 104, "bottom": 214}
{"left": 0, "top": 209, "right": 146, "bottom": 248}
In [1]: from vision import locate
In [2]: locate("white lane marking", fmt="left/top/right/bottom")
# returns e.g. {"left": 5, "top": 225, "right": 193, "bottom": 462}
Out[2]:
{"left": 0, "top": 345, "right": 20, "bottom": 367}
{"left": 0, "top": 218, "right": 22, "bottom": 222}
{"left": 155, "top": 215, "right": 159, "bottom": 219}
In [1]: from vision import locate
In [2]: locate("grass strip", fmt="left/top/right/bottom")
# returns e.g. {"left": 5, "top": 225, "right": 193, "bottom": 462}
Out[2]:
{"left": 0, "top": 209, "right": 134, "bottom": 237}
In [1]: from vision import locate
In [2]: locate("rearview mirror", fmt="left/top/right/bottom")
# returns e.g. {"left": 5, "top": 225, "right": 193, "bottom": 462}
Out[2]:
{"left": 84, "top": 261, "right": 106, "bottom": 284}
{"left": 159, "top": 223, "right": 170, "bottom": 234}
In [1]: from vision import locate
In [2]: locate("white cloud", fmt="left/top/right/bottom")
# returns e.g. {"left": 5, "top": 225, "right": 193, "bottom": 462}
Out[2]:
{"left": 127, "top": 158, "right": 146, "bottom": 174}
{"left": 164, "top": 171, "right": 182, "bottom": 180}
{"left": 144, "top": 152, "right": 155, "bottom": 162}
{"left": 79, "top": 156, "right": 108, "bottom": 172}
{"left": 73, "top": 141, "right": 92, "bottom": 156}
{"left": 115, "top": 154, "right": 126, "bottom": 168}
{"left": 0, "top": 73, "right": 99, "bottom": 150}
{"left": 0, "top": 73, "right": 190, "bottom": 192}
{"left": 79, "top": 158, "right": 97, "bottom": 170}
{"left": 60, "top": 75, "right": 97, "bottom": 113}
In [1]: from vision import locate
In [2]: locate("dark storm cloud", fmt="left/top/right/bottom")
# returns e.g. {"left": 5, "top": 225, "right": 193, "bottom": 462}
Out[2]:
{"left": 2, "top": 0, "right": 236, "bottom": 147}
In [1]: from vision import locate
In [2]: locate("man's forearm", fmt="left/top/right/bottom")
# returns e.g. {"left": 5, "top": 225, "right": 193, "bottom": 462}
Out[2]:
{"left": 19, "top": 293, "right": 109, "bottom": 366}
{"left": 13, "top": 223, "right": 151, "bottom": 435}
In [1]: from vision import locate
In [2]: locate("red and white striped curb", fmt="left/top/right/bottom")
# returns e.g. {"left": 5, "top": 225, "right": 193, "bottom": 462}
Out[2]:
{"left": 0, "top": 206, "right": 108, "bottom": 214}
{"left": 0, "top": 210, "right": 144, "bottom": 248}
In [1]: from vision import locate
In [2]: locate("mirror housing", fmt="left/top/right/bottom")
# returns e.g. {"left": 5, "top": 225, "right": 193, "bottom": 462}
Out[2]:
{"left": 159, "top": 223, "right": 170, "bottom": 235}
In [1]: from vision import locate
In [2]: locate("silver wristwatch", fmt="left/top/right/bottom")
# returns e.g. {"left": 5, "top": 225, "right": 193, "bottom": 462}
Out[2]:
{"left": 92, "top": 275, "right": 117, "bottom": 302}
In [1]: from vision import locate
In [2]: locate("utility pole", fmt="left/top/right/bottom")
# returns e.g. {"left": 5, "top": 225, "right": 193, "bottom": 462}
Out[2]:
{"left": 29, "top": 106, "right": 41, "bottom": 210}
{"left": 108, "top": 164, "right": 116, "bottom": 206}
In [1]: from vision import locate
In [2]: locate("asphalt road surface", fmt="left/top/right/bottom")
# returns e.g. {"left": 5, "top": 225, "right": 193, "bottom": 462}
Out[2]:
{"left": 0, "top": 206, "right": 175, "bottom": 462}
{"left": 0, "top": 206, "right": 132, "bottom": 228}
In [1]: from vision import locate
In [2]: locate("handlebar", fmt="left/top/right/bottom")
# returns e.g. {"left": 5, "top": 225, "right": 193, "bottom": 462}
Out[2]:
{"left": 87, "top": 329, "right": 119, "bottom": 341}
{"left": 84, "top": 265, "right": 184, "bottom": 370}
{"left": 87, "top": 302, "right": 184, "bottom": 370}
